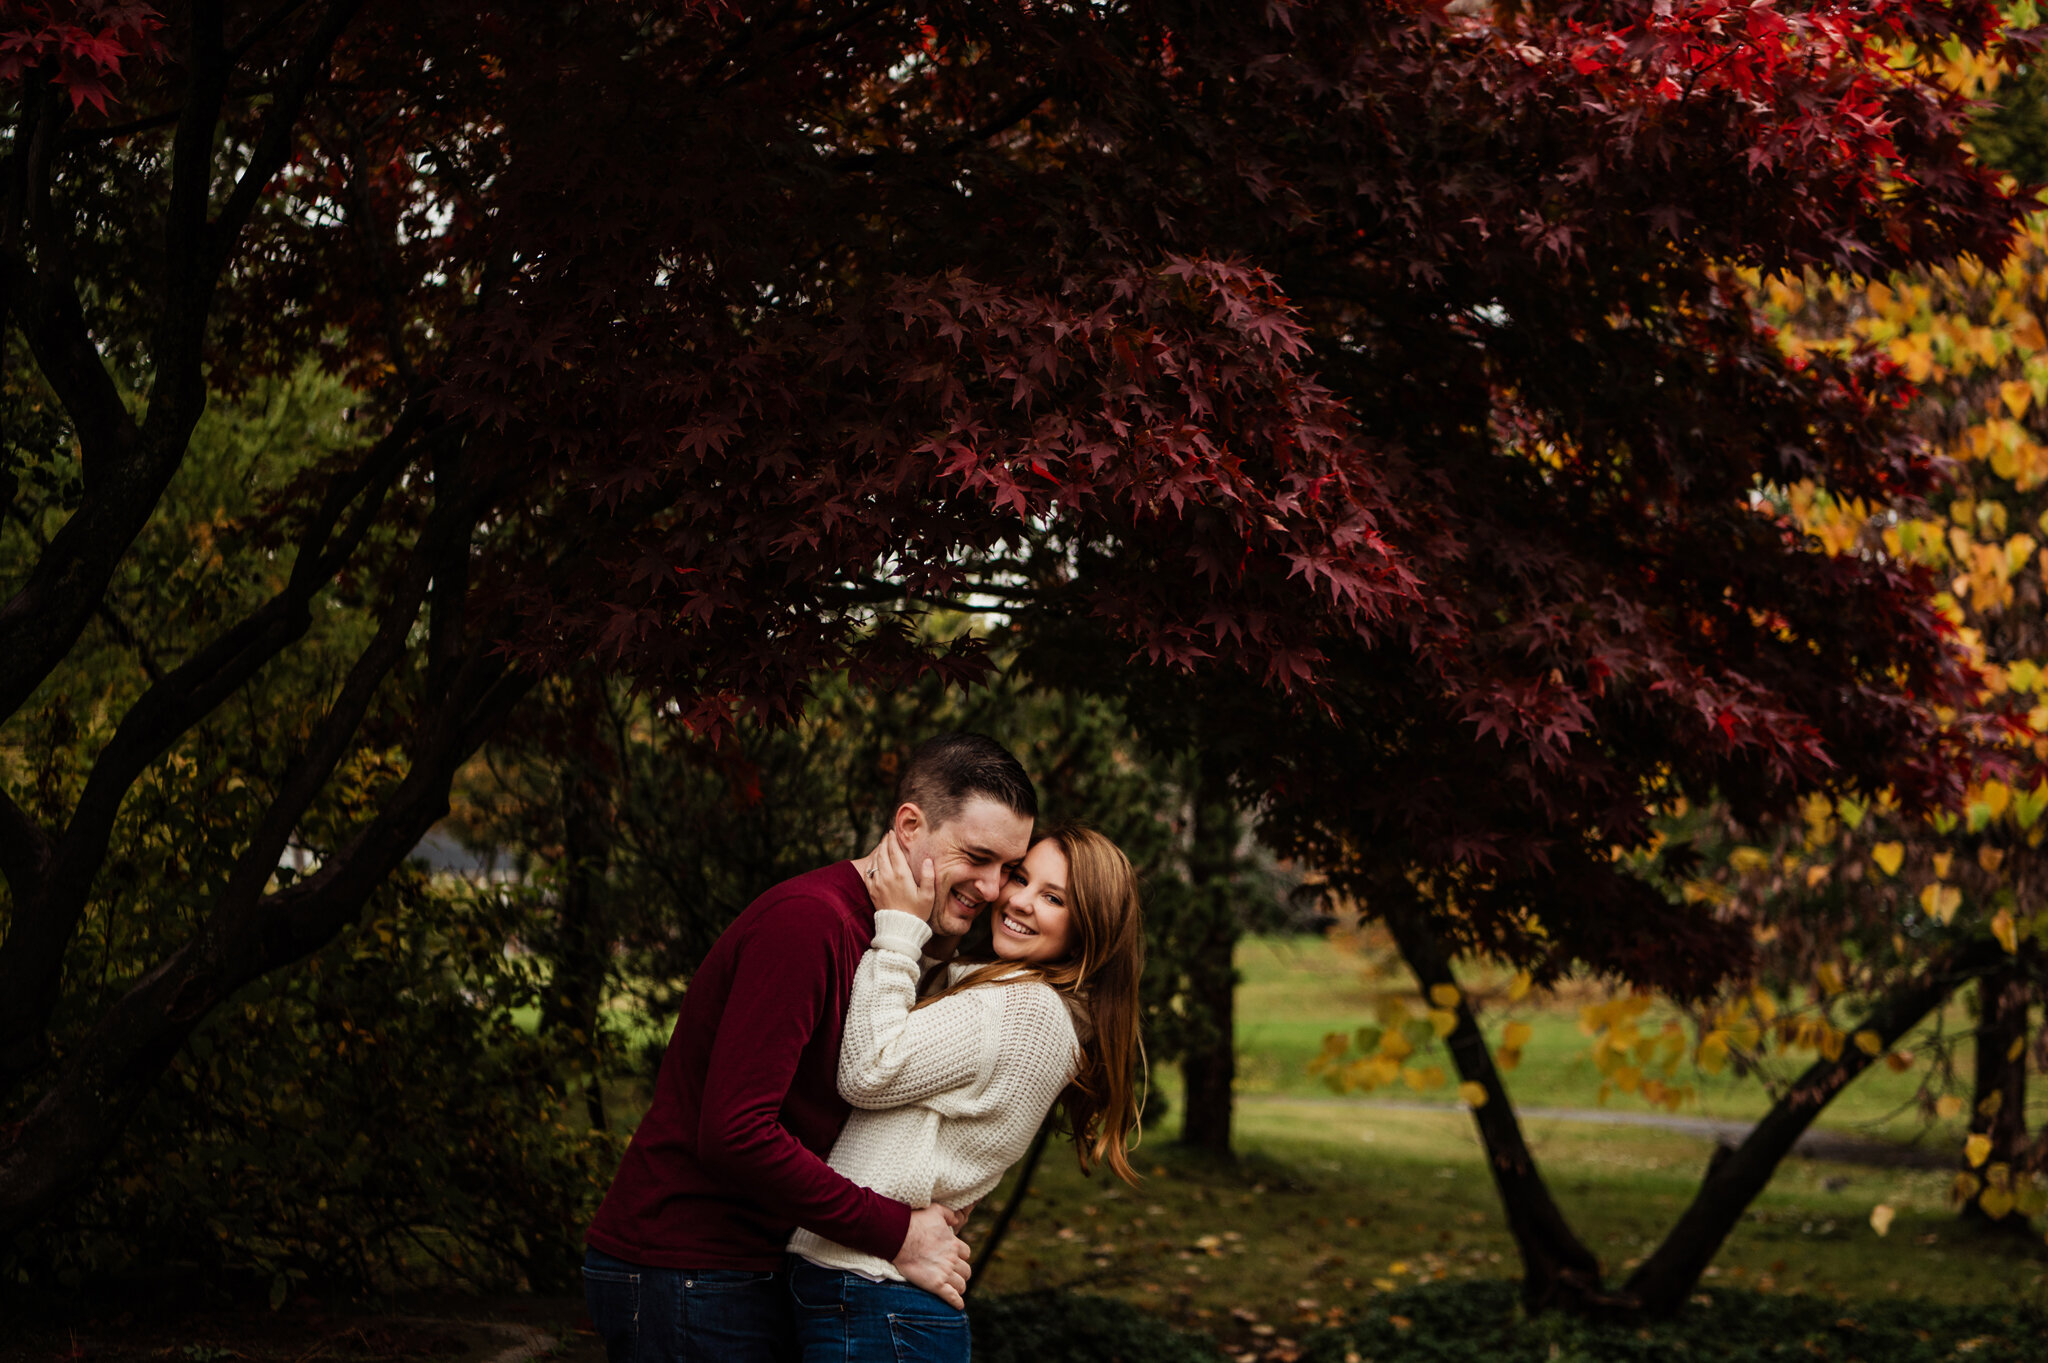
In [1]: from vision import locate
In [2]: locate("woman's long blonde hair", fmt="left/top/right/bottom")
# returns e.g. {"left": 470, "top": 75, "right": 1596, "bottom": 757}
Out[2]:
{"left": 914, "top": 824, "right": 1146, "bottom": 1185}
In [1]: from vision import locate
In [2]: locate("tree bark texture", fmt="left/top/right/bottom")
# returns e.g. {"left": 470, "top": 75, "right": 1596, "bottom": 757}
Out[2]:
{"left": 542, "top": 741, "right": 616, "bottom": 1134}
{"left": 1622, "top": 941, "right": 2008, "bottom": 1315}
{"left": 1177, "top": 753, "right": 1240, "bottom": 1156}
{"left": 1381, "top": 905, "right": 1608, "bottom": 1314}
{"left": 1958, "top": 961, "right": 2032, "bottom": 1230}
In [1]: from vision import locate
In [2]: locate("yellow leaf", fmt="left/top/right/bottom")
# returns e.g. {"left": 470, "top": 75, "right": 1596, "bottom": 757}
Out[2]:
{"left": 2012, "top": 1035, "right": 2028, "bottom": 1063}
{"left": 1495, "top": 1045, "right": 1523, "bottom": 1072}
{"left": 1379, "top": 1030, "right": 1414, "bottom": 1061}
{"left": 2001, "top": 379, "right": 2032, "bottom": 417}
{"left": 1503, "top": 1021, "right": 1534, "bottom": 1050}
{"left": 1869, "top": 1204, "right": 1896, "bottom": 1237}
{"left": 1919, "top": 882, "right": 1962, "bottom": 925}
{"left": 1814, "top": 962, "right": 1844, "bottom": 996}
{"left": 1953, "top": 1171, "right": 1983, "bottom": 1205}
{"left": 1937, "top": 1094, "right": 1965, "bottom": 1120}
{"left": 1507, "top": 970, "right": 1532, "bottom": 1002}
{"left": 1854, "top": 1031, "right": 1884, "bottom": 1056}
{"left": 1428, "top": 983, "right": 1461, "bottom": 1009}
{"left": 1871, "top": 842, "right": 1905, "bottom": 876}
{"left": 1978, "top": 845, "right": 2005, "bottom": 873}
{"left": 1698, "top": 1033, "right": 1730, "bottom": 1075}
{"left": 1458, "top": 1081, "right": 1488, "bottom": 1109}
{"left": 1427, "top": 1008, "right": 1458, "bottom": 1039}
{"left": 1932, "top": 851, "right": 1954, "bottom": 879}
{"left": 1966, "top": 1133, "right": 1993, "bottom": 1167}
{"left": 1981, "top": 780, "right": 2012, "bottom": 818}
{"left": 1991, "top": 908, "right": 2017, "bottom": 953}
{"left": 1980, "top": 1184, "right": 2017, "bottom": 1219}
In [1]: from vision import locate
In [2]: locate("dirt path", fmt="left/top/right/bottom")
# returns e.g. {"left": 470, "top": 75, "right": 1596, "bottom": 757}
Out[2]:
{"left": 1249, "top": 1094, "right": 1955, "bottom": 1169}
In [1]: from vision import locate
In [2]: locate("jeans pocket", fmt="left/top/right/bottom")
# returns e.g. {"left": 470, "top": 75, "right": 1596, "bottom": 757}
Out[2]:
{"left": 887, "top": 1309, "right": 970, "bottom": 1363}
{"left": 786, "top": 1265, "right": 846, "bottom": 1316}
{"left": 582, "top": 1262, "right": 642, "bottom": 1363}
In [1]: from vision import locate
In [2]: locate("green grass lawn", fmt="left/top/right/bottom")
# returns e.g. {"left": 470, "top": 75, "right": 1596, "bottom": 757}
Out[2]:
{"left": 970, "top": 1098, "right": 2047, "bottom": 1360}
{"left": 1233, "top": 934, "right": 1991, "bottom": 1143}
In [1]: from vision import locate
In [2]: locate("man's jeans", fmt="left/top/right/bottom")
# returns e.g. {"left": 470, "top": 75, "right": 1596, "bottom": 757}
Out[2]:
{"left": 787, "top": 1257, "right": 970, "bottom": 1363}
{"left": 582, "top": 1248, "right": 795, "bottom": 1363}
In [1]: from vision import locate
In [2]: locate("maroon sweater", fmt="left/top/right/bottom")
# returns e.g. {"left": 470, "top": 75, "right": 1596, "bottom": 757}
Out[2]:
{"left": 585, "top": 861, "right": 914, "bottom": 1269}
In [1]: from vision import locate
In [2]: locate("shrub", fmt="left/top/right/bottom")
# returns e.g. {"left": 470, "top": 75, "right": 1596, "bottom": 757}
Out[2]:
{"left": 5, "top": 871, "right": 614, "bottom": 1306}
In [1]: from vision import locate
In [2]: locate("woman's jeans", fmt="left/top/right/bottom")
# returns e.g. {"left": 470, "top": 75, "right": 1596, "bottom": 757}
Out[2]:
{"left": 582, "top": 1248, "right": 795, "bottom": 1363}
{"left": 787, "top": 1256, "right": 971, "bottom": 1363}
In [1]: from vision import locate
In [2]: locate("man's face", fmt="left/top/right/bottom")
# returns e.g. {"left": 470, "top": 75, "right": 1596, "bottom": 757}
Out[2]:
{"left": 899, "top": 795, "right": 1034, "bottom": 937}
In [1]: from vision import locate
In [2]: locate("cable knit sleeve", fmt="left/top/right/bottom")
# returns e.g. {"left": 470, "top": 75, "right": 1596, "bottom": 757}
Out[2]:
{"left": 838, "top": 910, "right": 1003, "bottom": 1110}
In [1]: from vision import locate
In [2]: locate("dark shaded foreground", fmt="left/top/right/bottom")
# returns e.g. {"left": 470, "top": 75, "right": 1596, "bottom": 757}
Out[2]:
{"left": 0, "top": 1296, "right": 603, "bottom": 1363}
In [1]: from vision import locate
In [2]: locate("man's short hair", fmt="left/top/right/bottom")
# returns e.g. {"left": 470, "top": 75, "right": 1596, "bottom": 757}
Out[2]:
{"left": 895, "top": 733, "right": 1038, "bottom": 827}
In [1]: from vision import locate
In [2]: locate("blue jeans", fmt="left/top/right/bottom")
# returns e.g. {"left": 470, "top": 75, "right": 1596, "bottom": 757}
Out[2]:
{"left": 787, "top": 1257, "right": 970, "bottom": 1363}
{"left": 582, "top": 1248, "right": 795, "bottom": 1363}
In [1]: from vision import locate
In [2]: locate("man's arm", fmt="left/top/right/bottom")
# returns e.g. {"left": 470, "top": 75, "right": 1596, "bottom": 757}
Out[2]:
{"left": 694, "top": 898, "right": 913, "bottom": 1262}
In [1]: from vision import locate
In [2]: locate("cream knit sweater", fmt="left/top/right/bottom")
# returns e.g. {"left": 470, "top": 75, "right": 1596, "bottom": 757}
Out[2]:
{"left": 788, "top": 909, "right": 1084, "bottom": 1281}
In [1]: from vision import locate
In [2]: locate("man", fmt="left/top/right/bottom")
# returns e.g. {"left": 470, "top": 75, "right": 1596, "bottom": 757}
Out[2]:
{"left": 583, "top": 732, "right": 1038, "bottom": 1362}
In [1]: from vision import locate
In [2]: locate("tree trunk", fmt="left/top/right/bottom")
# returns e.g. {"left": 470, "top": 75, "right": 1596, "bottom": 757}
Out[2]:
{"left": 1958, "top": 961, "right": 2031, "bottom": 1230}
{"left": 966, "top": 1118, "right": 1055, "bottom": 1295}
{"left": 1381, "top": 905, "right": 1608, "bottom": 1314}
{"left": 1177, "top": 754, "right": 1239, "bottom": 1156}
{"left": 540, "top": 753, "right": 614, "bottom": 1134}
{"left": 1623, "top": 942, "right": 2004, "bottom": 1315}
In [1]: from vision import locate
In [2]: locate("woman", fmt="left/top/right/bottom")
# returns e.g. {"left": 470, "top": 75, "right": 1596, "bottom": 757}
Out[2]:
{"left": 787, "top": 823, "right": 1145, "bottom": 1362}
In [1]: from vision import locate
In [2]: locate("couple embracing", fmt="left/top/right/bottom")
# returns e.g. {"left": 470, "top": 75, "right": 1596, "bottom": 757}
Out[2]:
{"left": 582, "top": 733, "right": 1147, "bottom": 1362}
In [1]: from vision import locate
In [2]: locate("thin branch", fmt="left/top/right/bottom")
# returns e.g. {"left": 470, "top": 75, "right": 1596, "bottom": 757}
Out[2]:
{"left": 713, "top": 0, "right": 896, "bottom": 94}
{"left": 93, "top": 601, "right": 167, "bottom": 685}
{"left": 338, "top": 116, "right": 420, "bottom": 389}
{"left": 212, "top": 499, "right": 453, "bottom": 915}
{"left": 203, "top": 0, "right": 369, "bottom": 285}
{"left": 229, "top": 0, "right": 320, "bottom": 62}
{"left": 940, "top": 84, "right": 1055, "bottom": 156}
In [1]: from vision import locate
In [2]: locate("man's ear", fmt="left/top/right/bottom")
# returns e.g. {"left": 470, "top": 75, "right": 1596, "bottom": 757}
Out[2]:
{"left": 891, "top": 802, "right": 926, "bottom": 845}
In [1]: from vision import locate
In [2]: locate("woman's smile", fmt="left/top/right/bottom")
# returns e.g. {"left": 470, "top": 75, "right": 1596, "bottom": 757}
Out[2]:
{"left": 993, "top": 841, "right": 1072, "bottom": 962}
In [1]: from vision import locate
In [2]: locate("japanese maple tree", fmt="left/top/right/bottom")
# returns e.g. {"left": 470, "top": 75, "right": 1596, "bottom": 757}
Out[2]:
{"left": 0, "top": 0, "right": 2028, "bottom": 1299}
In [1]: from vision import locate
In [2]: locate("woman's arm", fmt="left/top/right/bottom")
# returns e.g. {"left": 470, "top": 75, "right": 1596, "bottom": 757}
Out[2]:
{"left": 838, "top": 910, "right": 1002, "bottom": 1109}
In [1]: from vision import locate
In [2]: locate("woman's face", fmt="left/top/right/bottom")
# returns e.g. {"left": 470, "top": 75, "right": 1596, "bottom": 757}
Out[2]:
{"left": 993, "top": 840, "right": 1073, "bottom": 964}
